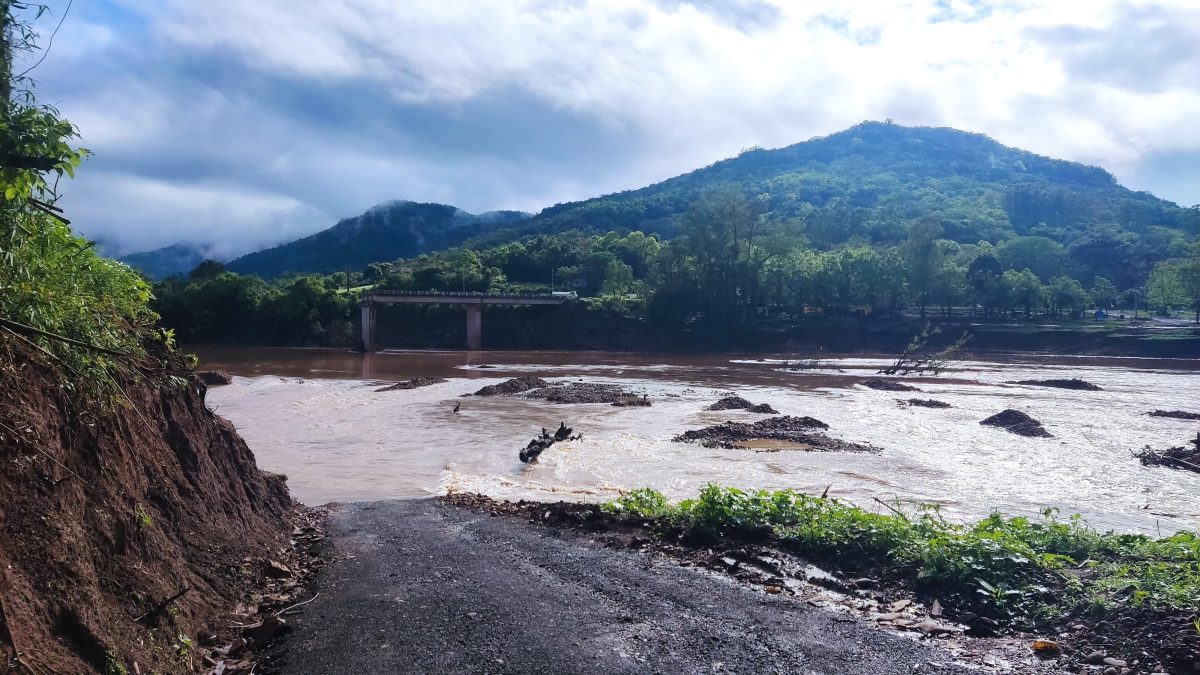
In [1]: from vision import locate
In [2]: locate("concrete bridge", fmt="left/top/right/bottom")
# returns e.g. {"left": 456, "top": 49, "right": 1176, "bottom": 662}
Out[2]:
{"left": 358, "top": 290, "right": 569, "bottom": 350}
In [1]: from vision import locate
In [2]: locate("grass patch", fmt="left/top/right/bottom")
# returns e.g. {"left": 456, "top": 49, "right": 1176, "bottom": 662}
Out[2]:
{"left": 604, "top": 486, "right": 1200, "bottom": 624}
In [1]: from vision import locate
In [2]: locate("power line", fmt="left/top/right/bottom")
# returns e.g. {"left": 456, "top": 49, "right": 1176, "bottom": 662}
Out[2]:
{"left": 14, "top": 0, "right": 72, "bottom": 81}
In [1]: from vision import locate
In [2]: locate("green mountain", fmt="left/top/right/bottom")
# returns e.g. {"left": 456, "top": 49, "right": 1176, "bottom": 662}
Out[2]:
{"left": 226, "top": 201, "right": 530, "bottom": 278}
{"left": 515, "top": 121, "right": 1197, "bottom": 247}
{"left": 119, "top": 242, "right": 209, "bottom": 280}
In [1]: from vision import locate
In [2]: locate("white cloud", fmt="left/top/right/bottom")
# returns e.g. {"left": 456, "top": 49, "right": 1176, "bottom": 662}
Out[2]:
{"left": 28, "top": 0, "right": 1200, "bottom": 256}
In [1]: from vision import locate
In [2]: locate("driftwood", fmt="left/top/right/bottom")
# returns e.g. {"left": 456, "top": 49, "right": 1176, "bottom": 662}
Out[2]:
{"left": 519, "top": 422, "right": 582, "bottom": 463}
{"left": 878, "top": 324, "right": 969, "bottom": 376}
{"left": 1136, "top": 433, "right": 1200, "bottom": 473}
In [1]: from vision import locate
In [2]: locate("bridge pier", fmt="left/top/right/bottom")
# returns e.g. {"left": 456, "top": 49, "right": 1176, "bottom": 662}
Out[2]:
{"left": 360, "top": 302, "right": 377, "bottom": 352}
{"left": 465, "top": 304, "right": 482, "bottom": 350}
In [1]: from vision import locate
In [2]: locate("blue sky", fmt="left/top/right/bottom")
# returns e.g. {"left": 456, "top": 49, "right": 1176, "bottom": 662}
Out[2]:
{"left": 16, "top": 0, "right": 1200, "bottom": 258}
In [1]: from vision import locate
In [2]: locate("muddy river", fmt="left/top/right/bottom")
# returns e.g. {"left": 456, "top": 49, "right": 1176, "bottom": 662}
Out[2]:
{"left": 199, "top": 348, "right": 1200, "bottom": 534}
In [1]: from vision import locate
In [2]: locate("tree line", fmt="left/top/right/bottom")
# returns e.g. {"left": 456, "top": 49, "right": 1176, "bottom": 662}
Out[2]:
{"left": 152, "top": 188, "right": 1200, "bottom": 346}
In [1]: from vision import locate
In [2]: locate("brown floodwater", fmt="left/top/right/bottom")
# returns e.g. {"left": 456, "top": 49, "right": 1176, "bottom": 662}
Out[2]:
{"left": 199, "top": 347, "right": 1200, "bottom": 534}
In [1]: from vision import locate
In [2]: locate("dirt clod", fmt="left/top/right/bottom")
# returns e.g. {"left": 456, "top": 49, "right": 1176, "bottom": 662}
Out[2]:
{"left": 197, "top": 369, "right": 233, "bottom": 385}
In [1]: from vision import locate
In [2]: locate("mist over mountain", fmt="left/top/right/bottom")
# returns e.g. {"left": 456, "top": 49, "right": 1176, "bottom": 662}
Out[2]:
{"left": 225, "top": 201, "right": 530, "bottom": 279}
{"left": 119, "top": 243, "right": 212, "bottom": 280}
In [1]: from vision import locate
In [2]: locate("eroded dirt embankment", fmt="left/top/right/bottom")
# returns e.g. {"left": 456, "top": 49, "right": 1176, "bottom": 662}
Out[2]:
{"left": 0, "top": 333, "right": 309, "bottom": 674}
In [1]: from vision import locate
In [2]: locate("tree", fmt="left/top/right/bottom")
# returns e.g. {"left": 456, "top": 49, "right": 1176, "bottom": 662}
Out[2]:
{"left": 1048, "top": 276, "right": 1090, "bottom": 317}
{"left": 902, "top": 218, "right": 943, "bottom": 317}
{"left": 1147, "top": 261, "right": 1185, "bottom": 316}
{"left": 1002, "top": 268, "right": 1046, "bottom": 317}
{"left": 601, "top": 259, "right": 634, "bottom": 296}
{"left": 1089, "top": 276, "right": 1117, "bottom": 310}
{"left": 995, "top": 236, "right": 1071, "bottom": 281}
{"left": 967, "top": 252, "right": 1004, "bottom": 316}
{"left": 1177, "top": 257, "right": 1200, "bottom": 323}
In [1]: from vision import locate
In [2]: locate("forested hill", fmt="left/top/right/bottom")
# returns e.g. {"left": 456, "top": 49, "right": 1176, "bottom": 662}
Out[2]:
{"left": 119, "top": 242, "right": 207, "bottom": 280}
{"left": 508, "top": 121, "right": 1198, "bottom": 248}
{"left": 226, "top": 201, "right": 530, "bottom": 278}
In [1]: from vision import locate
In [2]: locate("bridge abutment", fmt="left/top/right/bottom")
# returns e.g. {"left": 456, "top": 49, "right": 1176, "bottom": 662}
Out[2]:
{"left": 360, "top": 302, "right": 377, "bottom": 352}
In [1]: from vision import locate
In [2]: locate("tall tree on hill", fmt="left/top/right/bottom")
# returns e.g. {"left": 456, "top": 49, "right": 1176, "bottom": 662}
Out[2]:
{"left": 1178, "top": 256, "right": 1200, "bottom": 323}
{"left": 902, "top": 218, "right": 943, "bottom": 317}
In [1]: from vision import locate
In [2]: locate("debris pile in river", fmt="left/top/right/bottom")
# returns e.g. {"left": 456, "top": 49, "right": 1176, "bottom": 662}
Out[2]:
{"left": 1148, "top": 409, "right": 1200, "bottom": 421}
{"left": 612, "top": 394, "right": 652, "bottom": 407}
{"left": 375, "top": 376, "right": 447, "bottom": 392}
{"left": 901, "top": 399, "right": 952, "bottom": 409}
{"left": 1007, "top": 378, "right": 1102, "bottom": 391}
{"left": 472, "top": 377, "right": 550, "bottom": 396}
{"left": 524, "top": 382, "right": 639, "bottom": 404}
{"left": 674, "top": 416, "right": 880, "bottom": 453}
{"left": 708, "top": 396, "right": 779, "bottom": 413}
{"left": 980, "top": 409, "right": 1053, "bottom": 438}
{"left": 197, "top": 369, "right": 233, "bottom": 386}
{"left": 861, "top": 378, "right": 920, "bottom": 392}
{"left": 1135, "top": 433, "right": 1200, "bottom": 473}
{"left": 519, "top": 422, "right": 581, "bottom": 462}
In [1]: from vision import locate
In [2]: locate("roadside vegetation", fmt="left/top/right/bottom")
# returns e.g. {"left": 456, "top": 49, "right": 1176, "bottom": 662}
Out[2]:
{"left": 604, "top": 486, "right": 1200, "bottom": 664}
{"left": 0, "top": 4, "right": 164, "bottom": 405}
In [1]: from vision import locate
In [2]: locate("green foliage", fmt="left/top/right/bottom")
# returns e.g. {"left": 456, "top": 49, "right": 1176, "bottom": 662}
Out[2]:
{"left": 603, "top": 486, "right": 1200, "bottom": 620}
{"left": 1, "top": 6, "right": 159, "bottom": 405}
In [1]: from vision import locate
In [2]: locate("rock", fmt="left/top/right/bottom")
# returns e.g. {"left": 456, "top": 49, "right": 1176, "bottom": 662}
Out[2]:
{"left": 957, "top": 611, "right": 978, "bottom": 624}
{"left": 1102, "top": 658, "right": 1128, "bottom": 668}
{"left": 376, "top": 377, "right": 447, "bottom": 392}
{"left": 1031, "top": 639, "right": 1060, "bottom": 654}
{"left": 473, "top": 377, "right": 550, "bottom": 396}
{"left": 747, "top": 403, "right": 779, "bottom": 413}
{"left": 890, "top": 599, "right": 912, "bottom": 611}
{"left": 980, "top": 409, "right": 1053, "bottom": 438}
{"left": 241, "top": 615, "right": 291, "bottom": 647}
{"left": 1102, "top": 668, "right": 1118, "bottom": 675}
{"left": 196, "top": 370, "right": 233, "bottom": 386}
{"left": 929, "top": 599, "right": 943, "bottom": 617}
{"left": 862, "top": 378, "right": 920, "bottom": 392}
{"left": 1084, "top": 651, "right": 1107, "bottom": 664}
{"left": 1008, "top": 378, "right": 1102, "bottom": 391}
{"left": 263, "top": 560, "right": 292, "bottom": 579}
{"left": 915, "top": 619, "right": 954, "bottom": 636}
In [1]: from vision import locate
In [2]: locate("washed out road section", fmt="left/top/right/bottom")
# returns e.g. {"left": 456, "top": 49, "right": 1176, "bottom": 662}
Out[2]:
{"left": 267, "top": 499, "right": 972, "bottom": 675}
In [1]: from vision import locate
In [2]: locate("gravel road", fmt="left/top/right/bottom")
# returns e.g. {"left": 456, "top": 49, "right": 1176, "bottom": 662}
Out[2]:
{"left": 265, "top": 499, "right": 974, "bottom": 675}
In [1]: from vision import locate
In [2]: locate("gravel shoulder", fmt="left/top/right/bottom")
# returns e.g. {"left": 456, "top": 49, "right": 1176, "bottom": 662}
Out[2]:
{"left": 265, "top": 499, "right": 975, "bottom": 675}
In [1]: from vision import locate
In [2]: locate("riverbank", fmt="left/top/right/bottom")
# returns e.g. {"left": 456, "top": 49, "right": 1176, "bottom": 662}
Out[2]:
{"left": 259, "top": 498, "right": 988, "bottom": 675}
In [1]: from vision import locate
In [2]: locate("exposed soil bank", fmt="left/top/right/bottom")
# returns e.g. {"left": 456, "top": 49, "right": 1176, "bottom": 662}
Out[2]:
{"left": 902, "top": 398, "right": 952, "bottom": 409}
{"left": 862, "top": 378, "right": 920, "bottom": 392}
{"left": 375, "top": 376, "right": 447, "bottom": 392}
{"left": 1008, "top": 378, "right": 1103, "bottom": 391}
{"left": 524, "top": 381, "right": 639, "bottom": 404}
{"left": 261, "top": 498, "right": 981, "bottom": 675}
{"left": 1149, "top": 409, "right": 1200, "bottom": 421}
{"left": 470, "top": 376, "right": 548, "bottom": 396}
{"left": 197, "top": 369, "right": 233, "bottom": 385}
{"left": 366, "top": 306, "right": 1200, "bottom": 358}
{"left": 0, "top": 333, "right": 305, "bottom": 674}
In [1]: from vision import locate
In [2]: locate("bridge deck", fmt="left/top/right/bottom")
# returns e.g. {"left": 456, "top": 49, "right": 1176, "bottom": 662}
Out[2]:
{"left": 361, "top": 290, "right": 568, "bottom": 306}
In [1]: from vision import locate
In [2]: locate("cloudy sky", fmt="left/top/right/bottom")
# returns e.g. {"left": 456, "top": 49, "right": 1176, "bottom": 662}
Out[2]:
{"left": 17, "top": 0, "right": 1200, "bottom": 258}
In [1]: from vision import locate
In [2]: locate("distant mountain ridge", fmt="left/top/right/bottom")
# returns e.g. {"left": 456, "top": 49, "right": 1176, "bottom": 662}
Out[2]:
{"left": 119, "top": 242, "right": 210, "bottom": 280}
{"left": 508, "top": 121, "right": 1195, "bottom": 247}
{"left": 225, "top": 201, "right": 530, "bottom": 279}
{"left": 129, "top": 122, "right": 1198, "bottom": 280}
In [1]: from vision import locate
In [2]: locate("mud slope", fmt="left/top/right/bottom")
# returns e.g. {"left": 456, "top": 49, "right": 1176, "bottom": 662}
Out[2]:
{"left": 0, "top": 334, "right": 295, "bottom": 673}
